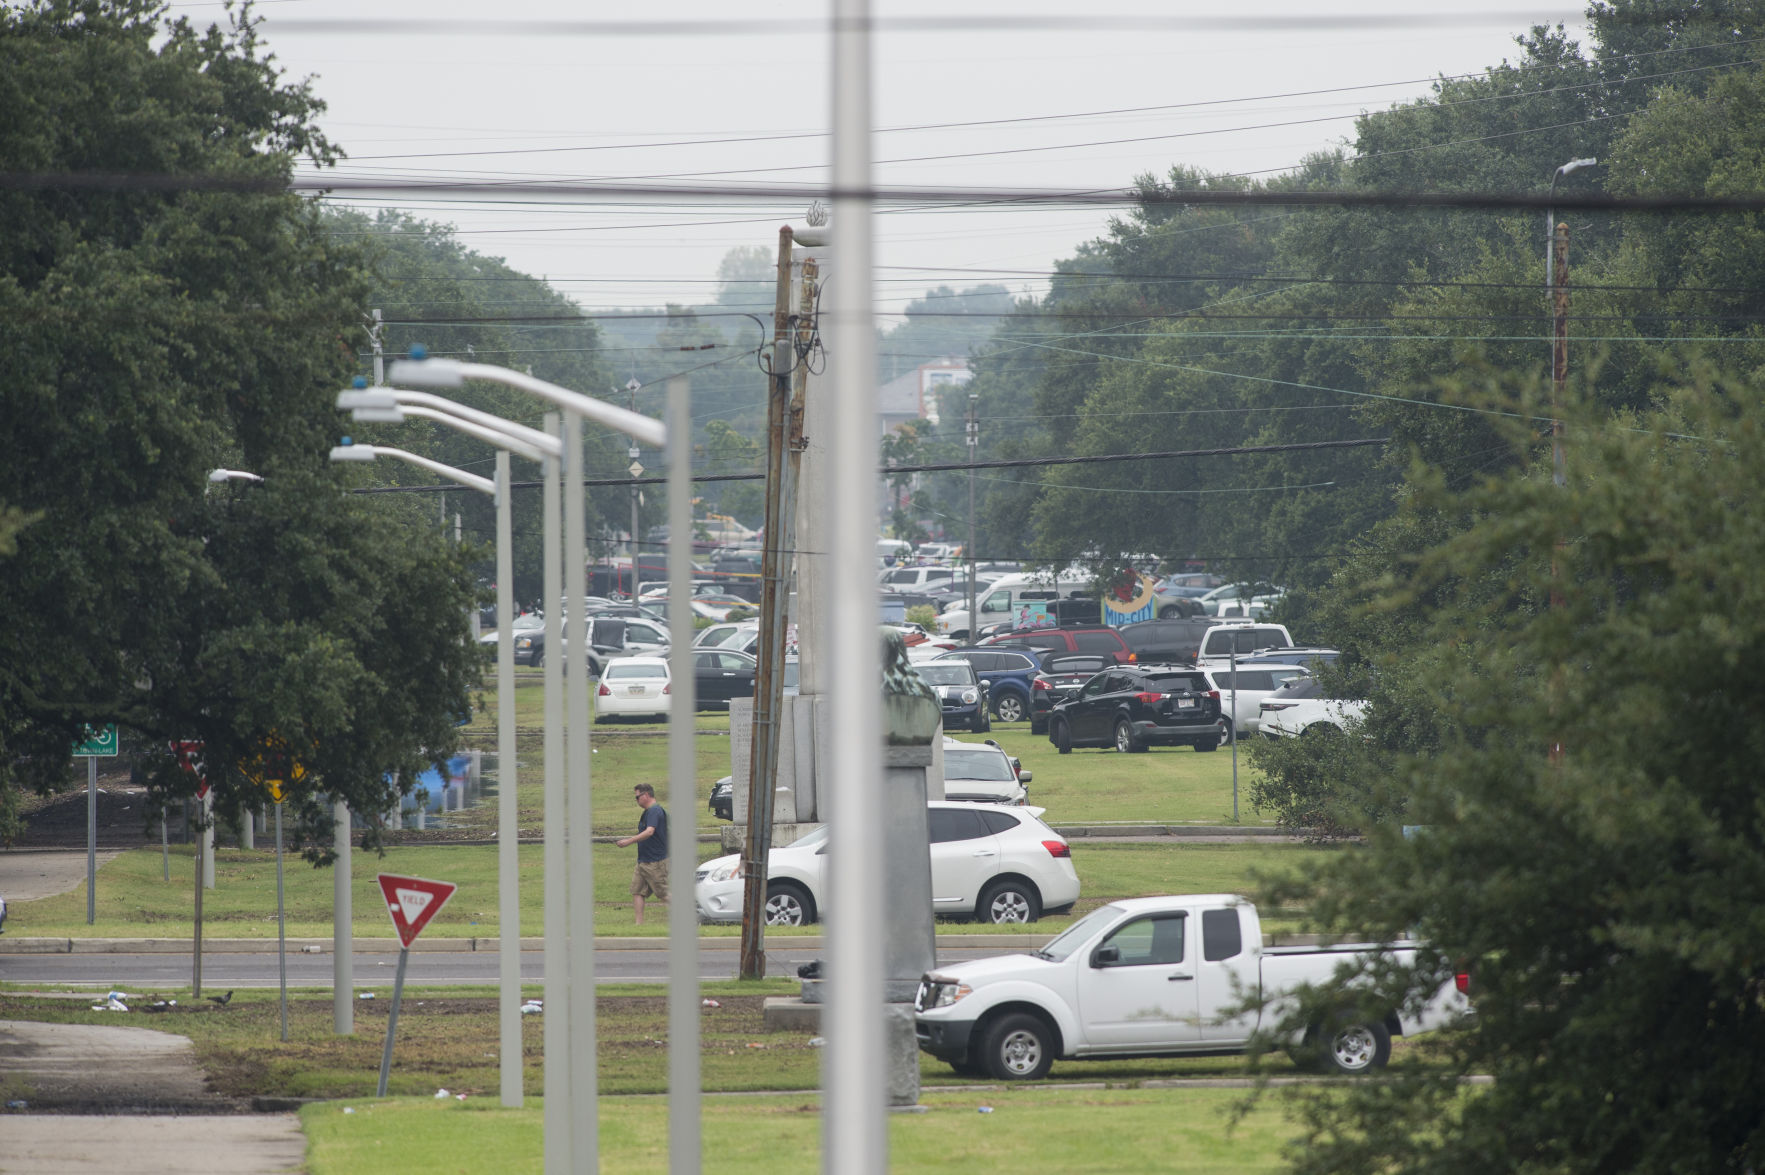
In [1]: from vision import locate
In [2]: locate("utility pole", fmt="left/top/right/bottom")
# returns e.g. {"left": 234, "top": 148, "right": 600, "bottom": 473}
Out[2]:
{"left": 627, "top": 377, "right": 643, "bottom": 574}
{"left": 740, "top": 225, "right": 797, "bottom": 979}
{"left": 965, "top": 393, "right": 979, "bottom": 633}
{"left": 1548, "top": 219, "right": 1570, "bottom": 768}
{"left": 369, "top": 309, "right": 385, "bottom": 386}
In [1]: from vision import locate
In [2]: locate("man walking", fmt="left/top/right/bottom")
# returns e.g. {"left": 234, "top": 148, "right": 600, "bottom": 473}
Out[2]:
{"left": 616, "top": 783, "right": 668, "bottom": 925}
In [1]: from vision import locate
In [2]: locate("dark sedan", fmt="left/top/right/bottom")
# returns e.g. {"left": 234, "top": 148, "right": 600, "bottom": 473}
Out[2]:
{"left": 1028, "top": 653, "right": 1110, "bottom": 735}
{"left": 1047, "top": 663, "right": 1225, "bottom": 753}
{"left": 694, "top": 648, "right": 757, "bottom": 710}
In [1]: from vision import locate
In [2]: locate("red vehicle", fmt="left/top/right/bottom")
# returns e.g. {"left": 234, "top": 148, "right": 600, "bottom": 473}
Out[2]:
{"left": 978, "top": 625, "right": 1133, "bottom": 665}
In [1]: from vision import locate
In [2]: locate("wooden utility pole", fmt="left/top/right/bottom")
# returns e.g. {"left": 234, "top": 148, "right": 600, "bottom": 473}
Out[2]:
{"left": 1549, "top": 220, "right": 1569, "bottom": 767}
{"left": 739, "top": 226, "right": 798, "bottom": 978}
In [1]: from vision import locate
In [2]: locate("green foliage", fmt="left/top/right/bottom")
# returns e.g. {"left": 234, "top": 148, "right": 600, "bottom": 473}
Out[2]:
{"left": 0, "top": 0, "right": 479, "bottom": 853}
{"left": 905, "top": 604, "right": 940, "bottom": 628}
{"left": 1250, "top": 374, "right": 1765, "bottom": 1173}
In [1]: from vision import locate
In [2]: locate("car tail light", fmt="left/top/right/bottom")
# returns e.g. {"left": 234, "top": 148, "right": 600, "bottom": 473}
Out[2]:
{"left": 1207, "top": 689, "right": 1221, "bottom": 701}
{"left": 1042, "top": 840, "right": 1070, "bottom": 858}
{"left": 597, "top": 682, "right": 611, "bottom": 697}
{"left": 1032, "top": 678, "right": 1052, "bottom": 691}
{"left": 662, "top": 683, "right": 671, "bottom": 695}
{"left": 1134, "top": 691, "right": 1162, "bottom": 704}
{"left": 1262, "top": 702, "right": 1295, "bottom": 712}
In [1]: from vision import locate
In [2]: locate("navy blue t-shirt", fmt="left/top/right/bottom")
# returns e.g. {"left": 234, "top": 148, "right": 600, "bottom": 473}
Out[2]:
{"left": 636, "top": 803, "right": 668, "bottom": 863}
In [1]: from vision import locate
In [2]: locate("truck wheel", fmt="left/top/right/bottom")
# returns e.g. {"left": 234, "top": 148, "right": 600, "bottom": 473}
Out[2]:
{"left": 979, "top": 879, "right": 1040, "bottom": 924}
{"left": 1053, "top": 719, "right": 1072, "bottom": 754}
{"left": 1114, "top": 719, "right": 1145, "bottom": 753}
{"left": 763, "top": 882, "right": 815, "bottom": 926}
{"left": 1194, "top": 737, "right": 1219, "bottom": 753}
{"left": 995, "top": 693, "right": 1026, "bottom": 724}
{"left": 983, "top": 1012, "right": 1055, "bottom": 1081}
{"left": 1316, "top": 1019, "right": 1390, "bottom": 1075}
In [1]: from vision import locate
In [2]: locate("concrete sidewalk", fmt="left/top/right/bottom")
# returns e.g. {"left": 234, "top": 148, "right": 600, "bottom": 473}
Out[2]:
{"left": 0, "top": 1019, "right": 305, "bottom": 1173}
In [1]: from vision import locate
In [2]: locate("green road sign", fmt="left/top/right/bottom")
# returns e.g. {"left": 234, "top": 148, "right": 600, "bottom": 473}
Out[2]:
{"left": 72, "top": 725, "right": 118, "bottom": 757}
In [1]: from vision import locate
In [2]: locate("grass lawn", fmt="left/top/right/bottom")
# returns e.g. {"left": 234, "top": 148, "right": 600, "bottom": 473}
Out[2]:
{"left": 302, "top": 1086, "right": 1302, "bottom": 1175}
{"left": 7, "top": 842, "right": 1335, "bottom": 940}
{"left": 462, "top": 673, "right": 1276, "bottom": 841}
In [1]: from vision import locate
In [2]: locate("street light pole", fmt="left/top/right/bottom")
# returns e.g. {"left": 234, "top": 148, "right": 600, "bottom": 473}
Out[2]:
{"left": 965, "top": 394, "right": 978, "bottom": 633}
{"left": 336, "top": 389, "right": 557, "bottom": 1108}
{"left": 388, "top": 353, "right": 667, "bottom": 1173}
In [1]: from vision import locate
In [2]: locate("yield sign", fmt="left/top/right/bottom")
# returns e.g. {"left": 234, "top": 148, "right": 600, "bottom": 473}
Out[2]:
{"left": 376, "top": 873, "right": 458, "bottom": 948}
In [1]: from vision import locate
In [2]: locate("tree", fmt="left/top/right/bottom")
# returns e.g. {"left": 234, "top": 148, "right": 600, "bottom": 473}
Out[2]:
{"left": 1250, "top": 375, "right": 1765, "bottom": 1173}
{"left": 0, "top": 0, "right": 480, "bottom": 853}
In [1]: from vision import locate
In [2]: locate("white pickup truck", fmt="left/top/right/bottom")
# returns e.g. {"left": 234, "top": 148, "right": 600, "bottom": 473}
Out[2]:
{"left": 915, "top": 893, "right": 1465, "bottom": 1080}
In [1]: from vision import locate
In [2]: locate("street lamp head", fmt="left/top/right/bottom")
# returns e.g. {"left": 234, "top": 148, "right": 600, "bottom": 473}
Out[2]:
{"left": 1557, "top": 157, "right": 1598, "bottom": 178}
{"left": 336, "top": 388, "right": 399, "bottom": 411}
{"left": 388, "top": 356, "right": 467, "bottom": 389}
{"left": 328, "top": 443, "right": 378, "bottom": 463}
{"left": 207, "top": 468, "right": 264, "bottom": 484}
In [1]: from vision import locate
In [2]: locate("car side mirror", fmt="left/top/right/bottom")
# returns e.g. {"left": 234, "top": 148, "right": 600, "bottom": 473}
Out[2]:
{"left": 1018, "top": 771, "right": 1032, "bottom": 784}
{"left": 1091, "top": 945, "right": 1120, "bottom": 967}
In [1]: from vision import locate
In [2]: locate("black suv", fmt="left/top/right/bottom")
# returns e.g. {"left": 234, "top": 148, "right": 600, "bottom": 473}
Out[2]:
{"left": 1047, "top": 663, "right": 1225, "bottom": 753}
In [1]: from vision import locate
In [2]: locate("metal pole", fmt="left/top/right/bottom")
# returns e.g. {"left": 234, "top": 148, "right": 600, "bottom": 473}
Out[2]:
{"left": 86, "top": 756, "right": 96, "bottom": 924}
{"left": 740, "top": 224, "right": 796, "bottom": 979}
{"left": 162, "top": 807, "right": 169, "bottom": 883}
{"left": 665, "top": 376, "right": 702, "bottom": 1175}
{"left": 1549, "top": 221, "right": 1570, "bottom": 768}
{"left": 1229, "top": 646, "right": 1239, "bottom": 823}
{"left": 966, "top": 394, "right": 978, "bottom": 633}
{"left": 565, "top": 408, "right": 599, "bottom": 1172}
{"left": 192, "top": 797, "right": 203, "bottom": 999}
{"left": 371, "top": 308, "right": 385, "bottom": 387}
{"left": 277, "top": 801, "right": 288, "bottom": 1042}
{"left": 495, "top": 451, "right": 523, "bottom": 1107}
{"left": 376, "top": 947, "right": 411, "bottom": 1098}
{"left": 334, "top": 799, "right": 353, "bottom": 1035}
{"left": 541, "top": 413, "right": 570, "bottom": 1174}
{"left": 202, "top": 791, "right": 215, "bottom": 890}
{"left": 826, "top": 0, "right": 886, "bottom": 1168}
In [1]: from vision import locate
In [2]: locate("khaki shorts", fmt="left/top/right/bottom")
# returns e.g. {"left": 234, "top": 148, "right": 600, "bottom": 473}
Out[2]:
{"left": 631, "top": 859, "right": 669, "bottom": 900}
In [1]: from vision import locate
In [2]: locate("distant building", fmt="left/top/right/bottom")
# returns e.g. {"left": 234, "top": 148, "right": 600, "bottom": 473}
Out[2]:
{"left": 877, "top": 358, "right": 972, "bottom": 435}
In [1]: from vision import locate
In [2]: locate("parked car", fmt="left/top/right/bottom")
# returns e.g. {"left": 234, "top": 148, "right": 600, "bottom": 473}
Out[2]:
{"left": 708, "top": 775, "right": 734, "bottom": 822}
{"left": 914, "top": 894, "right": 1466, "bottom": 1080}
{"left": 516, "top": 615, "right": 670, "bottom": 673}
{"left": 478, "top": 612, "right": 545, "bottom": 647}
{"left": 694, "top": 801, "right": 1079, "bottom": 925}
{"left": 1199, "top": 664, "right": 1312, "bottom": 737}
{"left": 878, "top": 565, "right": 960, "bottom": 592}
{"left": 1117, "top": 617, "right": 1213, "bottom": 665}
{"left": 935, "top": 569, "right": 1093, "bottom": 640}
{"left": 693, "top": 648, "right": 757, "bottom": 710}
{"left": 1258, "top": 675, "right": 1368, "bottom": 738}
{"left": 932, "top": 648, "right": 1041, "bottom": 723}
{"left": 594, "top": 656, "right": 672, "bottom": 722}
{"left": 1235, "top": 646, "right": 1341, "bottom": 670}
{"left": 1195, "top": 583, "right": 1284, "bottom": 616}
{"left": 693, "top": 620, "right": 760, "bottom": 653}
{"left": 1192, "top": 622, "right": 1295, "bottom": 669}
{"left": 914, "top": 659, "right": 991, "bottom": 733}
{"left": 941, "top": 736, "right": 1031, "bottom": 805}
{"left": 1047, "top": 663, "right": 1226, "bottom": 753}
{"left": 1028, "top": 653, "right": 1111, "bottom": 735}
{"left": 980, "top": 624, "right": 1132, "bottom": 665}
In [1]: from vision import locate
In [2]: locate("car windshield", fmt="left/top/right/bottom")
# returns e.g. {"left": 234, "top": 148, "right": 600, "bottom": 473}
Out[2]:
{"left": 943, "top": 747, "right": 1016, "bottom": 782}
{"left": 783, "top": 825, "right": 829, "bottom": 852}
{"left": 915, "top": 663, "right": 975, "bottom": 686}
{"left": 1046, "top": 655, "right": 1107, "bottom": 675}
{"left": 1035, "top": 904, "right": 1125, "bottom": 961}
{"left": 604, "top": 661, "right": 667, "bottom": 680}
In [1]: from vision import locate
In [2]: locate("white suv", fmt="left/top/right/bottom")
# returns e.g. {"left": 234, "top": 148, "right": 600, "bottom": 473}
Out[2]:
{"left": 1258, "top": 675, "right": 1368, "bottom": 738}
{"left": 1199, "top": 664, "right": 1312, "bottom": 737}
{"left": 694, "top": 802, "right": 1079, "bottom": 925}
{"left": 942, "top": 736, "right": 1030, "bottom": 804}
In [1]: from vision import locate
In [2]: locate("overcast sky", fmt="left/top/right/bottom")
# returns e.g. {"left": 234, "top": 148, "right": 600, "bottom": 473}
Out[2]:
{"left": 172, "top": 1, "right": 1592, "bottom": 318}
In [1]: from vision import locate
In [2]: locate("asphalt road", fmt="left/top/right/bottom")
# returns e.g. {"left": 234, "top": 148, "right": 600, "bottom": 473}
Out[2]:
{"left": 0, "top": 944, "right": 1015, "bottom": 989}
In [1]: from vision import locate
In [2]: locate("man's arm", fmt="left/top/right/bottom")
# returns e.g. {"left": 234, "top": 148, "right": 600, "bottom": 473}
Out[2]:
{"left": 616, "top": 825, "right": 656, "bottom": 848}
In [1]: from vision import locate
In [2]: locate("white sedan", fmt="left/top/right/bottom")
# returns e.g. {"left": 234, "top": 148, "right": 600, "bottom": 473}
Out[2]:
{"left": 595, "top": 656, "right": 672, "bottom": 722}
{"left": 694, "top": 801, "right": 1079, "bottom": 926}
